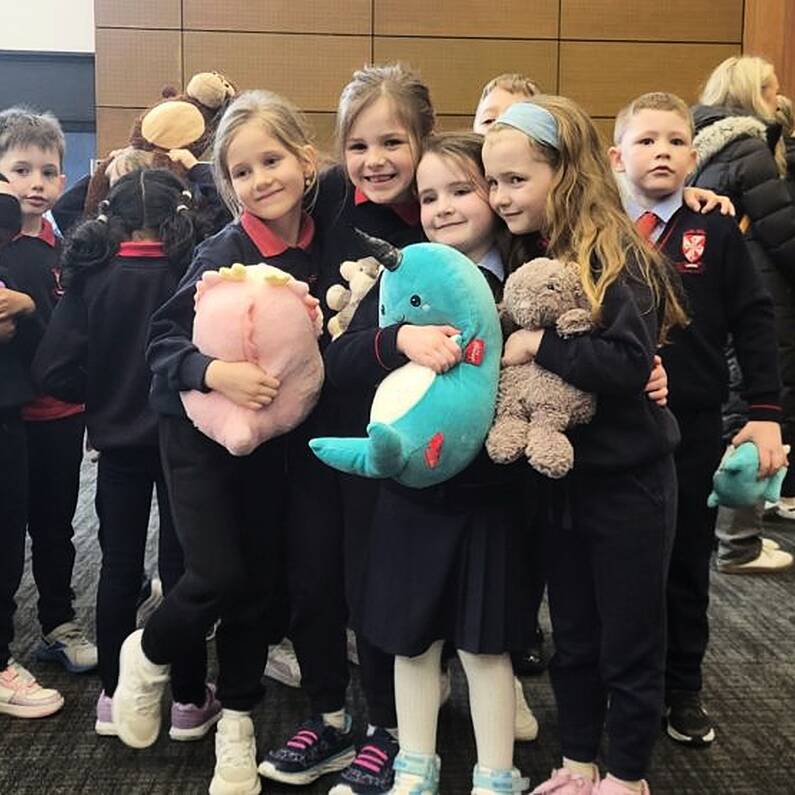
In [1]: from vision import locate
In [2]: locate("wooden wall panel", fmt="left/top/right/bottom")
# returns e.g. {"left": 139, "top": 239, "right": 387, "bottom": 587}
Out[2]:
{"left": 561, "top": 0, "right": 743, "bottom": 42}
{"left": 96, "top": 107, "right": 145, "bottom": 154}
{"left": 374, "top": 0, "right": 558, "bottom": 38}
{"left": 94, "top": 0, "right": 181, "bottom": 29}
{"left": 744, "top": 0, "right": 795, "bottom": 96}
{"left": 374, "top": 38, "right": 558, "bottom": 115}
{"left": 183, "top": 0, "right": 371, "bottom": 35}
{"left": 305, "top": 112, "right": 337, "bottom": 155}
{"left": 559, "top": 42, "right": 740, "bottom": 118}
{"left": 95, "top": 29, "right": 182, "bottom": 108}
{"left": 183, "top": 32, "right": 370, "bottom": 113}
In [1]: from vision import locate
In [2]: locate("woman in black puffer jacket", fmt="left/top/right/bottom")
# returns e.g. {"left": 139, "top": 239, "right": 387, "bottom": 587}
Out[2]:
{"left": 690, "top": 55, "right": 795, "bottom": 564}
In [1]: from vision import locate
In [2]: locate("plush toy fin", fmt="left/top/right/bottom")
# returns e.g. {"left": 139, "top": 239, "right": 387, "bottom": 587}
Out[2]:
{"left": 707, "top": 491, "right": 720, "bottom": 508}
{"left": 309, "top": 422, "right": 407, "bottom": 479}
{"left": 763, "top": 467, "right": 788, "bottom": 503}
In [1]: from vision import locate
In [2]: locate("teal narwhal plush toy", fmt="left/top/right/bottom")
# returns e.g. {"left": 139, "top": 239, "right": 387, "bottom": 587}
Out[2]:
{"left": 310, "top": 236, "right": 501, "bottom": 488}
{"left": 707, "top": 442, "right": 789, "bottom": 508}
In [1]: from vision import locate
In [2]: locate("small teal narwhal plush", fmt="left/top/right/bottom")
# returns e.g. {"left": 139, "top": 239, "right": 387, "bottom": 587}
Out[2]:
{"left": 310, "top": 235, "right": 501, "bottom": 488}
{"left": 707, "top": 442, "right": 789, "bottom": 508}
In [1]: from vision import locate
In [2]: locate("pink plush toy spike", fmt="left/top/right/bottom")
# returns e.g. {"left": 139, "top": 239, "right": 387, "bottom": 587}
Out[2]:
{"left": 181, "top": 262, "right": 324, "bottom": 455}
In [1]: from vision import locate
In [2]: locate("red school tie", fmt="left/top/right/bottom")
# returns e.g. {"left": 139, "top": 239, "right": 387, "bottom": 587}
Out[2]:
{"left": 635, "top": 211, "right": 660, "bottom": 241}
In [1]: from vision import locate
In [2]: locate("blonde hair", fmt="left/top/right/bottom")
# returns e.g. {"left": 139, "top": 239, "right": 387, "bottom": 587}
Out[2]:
{"left": 614, "top": 92, "right": 694, "bottom": 145}
{"left": 490, "top": 94, "right": 687, "bottom": 341}
{"left": 335, "top": 63, "right": 435, "bottom": 169}
{"left": 777, "top": 94, "right": 793, "bottom": 138}
{"left": 479, "top": 73, "right": 540, "bottom": 104}
{"left": 700, "top": 55, "right": 785, "bottom": 175}
{"left": 212, "top": 90, "right": 317, "bottom": 218}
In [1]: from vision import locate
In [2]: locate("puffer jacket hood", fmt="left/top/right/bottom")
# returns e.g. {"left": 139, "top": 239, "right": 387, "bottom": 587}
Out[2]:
{"left": 691, "top": 105, "right": 771, "bottom": 172}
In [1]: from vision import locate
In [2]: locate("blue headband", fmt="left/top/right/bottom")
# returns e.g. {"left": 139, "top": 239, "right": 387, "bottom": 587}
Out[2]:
{"left": 495, "top": 102, "right": 559, "bottom": 150}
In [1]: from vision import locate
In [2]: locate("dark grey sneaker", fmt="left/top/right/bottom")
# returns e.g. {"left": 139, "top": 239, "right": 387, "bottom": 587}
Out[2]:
{"left": 328, "top": 728, "right": 399, "bottom": 794}
{"left": 666, "top": 690, "right": 716, "bottom": 746}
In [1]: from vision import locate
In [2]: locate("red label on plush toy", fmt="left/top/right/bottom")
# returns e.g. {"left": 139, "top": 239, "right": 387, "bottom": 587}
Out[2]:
{"left": 424, "top": 432, "right": 444, "bottom": 469}
{"left": 464, "top": 338, "right": 485, "bottom": 365}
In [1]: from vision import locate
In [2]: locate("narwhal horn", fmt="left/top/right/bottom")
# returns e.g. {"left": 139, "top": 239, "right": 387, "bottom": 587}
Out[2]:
{"left": 353, "top": 228, "right": 402, "bottom": 271}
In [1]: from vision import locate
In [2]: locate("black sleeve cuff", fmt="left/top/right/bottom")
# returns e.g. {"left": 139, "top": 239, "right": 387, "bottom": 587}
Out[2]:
{"left": 374, "top": 324, "right": 408, "bottom": 371}
{"left": 178, "top": 352, "right": 215, "bottom": 392}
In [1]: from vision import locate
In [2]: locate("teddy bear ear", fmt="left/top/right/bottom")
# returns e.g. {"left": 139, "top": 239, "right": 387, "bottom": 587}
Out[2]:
{"left": 161, "top": 85, "right": 179, "bottom": 99}
{"left": 186, "top": 72, "right": 237, "bottom": 111}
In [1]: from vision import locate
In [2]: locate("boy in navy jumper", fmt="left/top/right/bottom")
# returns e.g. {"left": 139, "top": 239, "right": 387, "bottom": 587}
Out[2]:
{"left": 610, "top": 92, "right": 787, "bottom": 748}
{"left": 0, "top": 108, "right": 96, "bottom": 681}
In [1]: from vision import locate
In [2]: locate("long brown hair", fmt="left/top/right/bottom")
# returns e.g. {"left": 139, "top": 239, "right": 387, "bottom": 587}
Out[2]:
{"left": 493, "top": 94, "right": 687, "bottom": 342}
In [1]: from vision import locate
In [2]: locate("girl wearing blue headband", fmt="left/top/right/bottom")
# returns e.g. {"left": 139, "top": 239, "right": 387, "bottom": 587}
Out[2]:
{"left": 483, "top": 95, "right": 687, "bottom": 795}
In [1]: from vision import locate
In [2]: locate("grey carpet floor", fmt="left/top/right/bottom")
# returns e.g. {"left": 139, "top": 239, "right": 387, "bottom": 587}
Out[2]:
{"left": 2, "top": 455, "right": 795, "bottom": 793}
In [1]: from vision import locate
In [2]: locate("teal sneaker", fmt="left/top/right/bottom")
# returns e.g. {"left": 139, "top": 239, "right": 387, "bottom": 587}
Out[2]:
{"left": 389, "top": 751, "right": 440, "bottom": 794}
{"left": 472, "top": 764, "right": 530, "bottom": 793}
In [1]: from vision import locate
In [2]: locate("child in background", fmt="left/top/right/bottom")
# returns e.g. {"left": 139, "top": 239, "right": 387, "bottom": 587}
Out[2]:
{"left": 111, "top": 90, "right": 322, "bottom": 795}
{"left": 474, "top": 73, "right": 541, "bottom": 135}
{"left": 609, "top": 91, "right": 787, "bottom": 748}
{"left": 32, "top": 169, "right": 221, "bottom": 739}
{"left": 0, "top": 108, "right": 96, "bottom": 678}
{"left": 483, "top": 97, "right": 686, "bottom": 795}
{"left": 262, "top": 64, "right": 434, "bottom": 795}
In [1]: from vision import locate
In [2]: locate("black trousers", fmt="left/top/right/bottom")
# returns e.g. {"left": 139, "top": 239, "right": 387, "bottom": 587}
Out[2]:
{"left": 95, "top": 446, "right": 205, "bottom": 703}
{"left": 25, "top": 413, "right": 84, "bottom": 635}
{"left": 142, "top": 416, "right": 286, "bottom": 712}
{"left": 545, "top": 456, "right": 676, "bottom": 782}
{"left": 0, "top": 409, "right": 28, "bottom": 669}
{"left": 666, "top": 408, "right": 724, "bottom": 694}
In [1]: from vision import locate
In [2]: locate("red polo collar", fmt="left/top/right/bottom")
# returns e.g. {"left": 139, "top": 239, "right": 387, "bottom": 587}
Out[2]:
{"left": 14, "top": 216, "right": 56, "bottom": 247}
{"left": 241, "top": 210, "right": 315, "bottom": 257}
{"left": 118, "top": 240, "right": 166, "bottom": 258}
{"left": 353, "top": 187, "right": 420, "bottom": 227}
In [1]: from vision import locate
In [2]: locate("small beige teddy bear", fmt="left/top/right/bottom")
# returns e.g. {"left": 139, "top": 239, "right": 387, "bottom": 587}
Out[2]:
{"left": 326, "top": 256, "right": 381, "bottom": 339}
{"left": 486, "top": 257, "right": 597, "bottom": 479}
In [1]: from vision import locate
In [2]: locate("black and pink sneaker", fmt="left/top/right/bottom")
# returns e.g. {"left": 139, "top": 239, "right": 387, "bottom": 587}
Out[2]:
{"left": 258, "top": 714, "right": 355, "bottom": 785}
{"left": 328, "top": 728, "right": 399, "bottom": 795}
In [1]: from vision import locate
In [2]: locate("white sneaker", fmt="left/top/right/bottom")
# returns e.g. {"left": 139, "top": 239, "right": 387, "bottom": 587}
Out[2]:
{"left": 264, "top": 639, "right": 301, "bottom": 688}
{"left": 0, "top": 659, "right": 64, "bottom": 718}
{"left": 762, "top": 537, "right": 781, "bottom": 551}
{"left": 135, "top": 578, "right": 163, "bottom": 628}
{"left": 773, "top": 500, "right": 795, "bottom": 521}
{"left": 513, "top": 677, "right": 539, "bottom": 742}
{"left": 209, "top": 712, "right": 261, "bottom": 795}
{"left": 717, "top": 544, "right": 794, "bottom": 574}
{"left": 111, "top": 629, "right": 170, "bottom": 748}
{"left": 36, "top": 621, "right": 98, "bottom": 673}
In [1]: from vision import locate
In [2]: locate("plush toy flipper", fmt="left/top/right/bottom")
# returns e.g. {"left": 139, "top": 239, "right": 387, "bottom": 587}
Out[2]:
{"left": 309, "top": 422, "right": 407, "bottom": 479}
{"left": 707, "top": 442, "right": 789, "bottom": 508}
{"left": 764, "top": 467, "right": 787, "bottom": 503}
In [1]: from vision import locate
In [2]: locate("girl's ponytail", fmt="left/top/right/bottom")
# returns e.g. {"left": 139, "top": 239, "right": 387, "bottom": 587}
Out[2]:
{"left": 160, "top": 196, "right": 196, "bottom": 279}
{"left": 61, "top": 203, "right": 125, "bottom": 288}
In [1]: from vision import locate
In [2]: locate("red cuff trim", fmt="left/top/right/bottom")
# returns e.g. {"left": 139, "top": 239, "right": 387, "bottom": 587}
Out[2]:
{"left": 374, "top": 328, "right": 388, "bottom": 370}
{"left": 749, "top": 404, "right": 782, "bottom": 411}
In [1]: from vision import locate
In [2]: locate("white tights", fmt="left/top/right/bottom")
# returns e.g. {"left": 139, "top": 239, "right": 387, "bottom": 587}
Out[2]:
{"left": 394, "top": 640, "right": 515, "bottom": 770}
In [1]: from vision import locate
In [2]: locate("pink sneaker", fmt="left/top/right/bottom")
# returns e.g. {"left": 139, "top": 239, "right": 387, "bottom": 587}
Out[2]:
{"left": 169, "top": 683, "right": 222, "bottom": 741}
{"left": 596, "top": 777, "right": 650, "bottom": 795}
{"left": 532, "top": 768, "right": 599, "bottom": 794}
{"left": 0, "top": 659, "right": 64, "bottom": 718}
{"left": 95, "top": 690, "right": 117, "bottom": 736}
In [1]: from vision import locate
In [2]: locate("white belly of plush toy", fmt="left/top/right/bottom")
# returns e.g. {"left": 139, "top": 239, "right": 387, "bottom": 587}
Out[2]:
{"left": 370, "top": 362, "right": 436, "bottom": 425}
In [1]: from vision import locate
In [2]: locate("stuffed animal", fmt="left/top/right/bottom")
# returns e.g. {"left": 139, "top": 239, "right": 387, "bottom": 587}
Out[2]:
{"left": 486, "top": 257, "right": 596, "bottom": 479}
{"left": 180, "top": 262, "right": 324, "bottom": 456}
{"left": 310, "top": 237, "right": 501, "bottom": 488}
{"left": 326, "top": 256, "right": 381, "bottom": 339}
{"left": 84, "top": 71, "right": 237, "bottom": 216}
{"left": 707, "top": 442, "right": 789, "bottom": 508}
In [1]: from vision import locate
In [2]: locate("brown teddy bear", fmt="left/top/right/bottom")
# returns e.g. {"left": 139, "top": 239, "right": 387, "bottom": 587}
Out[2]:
{"left": 84, "top": 71, "right": 237, "bottom": 216}
{"left": 326, "top": 256, "right": 381, "bottom": 339}
{"left": 485, "top": 257, "right": 597, "bottom": 478}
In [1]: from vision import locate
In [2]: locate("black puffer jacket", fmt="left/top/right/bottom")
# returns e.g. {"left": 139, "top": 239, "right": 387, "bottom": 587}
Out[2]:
{"left": 690, "top": 105, "right": 795, "bottom": 486}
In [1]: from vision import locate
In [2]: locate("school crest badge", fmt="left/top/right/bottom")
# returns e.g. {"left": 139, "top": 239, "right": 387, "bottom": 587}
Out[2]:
{"left": 682, "top": 229, "right": 706, "bottom": 265}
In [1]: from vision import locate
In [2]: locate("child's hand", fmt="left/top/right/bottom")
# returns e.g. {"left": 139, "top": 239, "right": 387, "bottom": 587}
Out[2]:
{"left": 0, "top": 317, "right": 16, "bottom": 342}
{"left": 167, "top": 149, "right": 199, "bottom": 171}
{"left": 397, "top": 324, "right": 461, "bottom": 373}
{"left": 683, "top": 187, "right": 736, "bottom": 217}
{"left": 731, "top": 421, "right": 788, "bottom": 479}
{"left": 204, "top": 360, "right": 280, "bottom": 410}
{"left": 502, "top": 329, "right": 544, "bottom": 366}
{"left": 0, "top": 287, "right": 35, "bottom": 321}
{"left": 645, "top": 354, "right": 668, "bottom": 406}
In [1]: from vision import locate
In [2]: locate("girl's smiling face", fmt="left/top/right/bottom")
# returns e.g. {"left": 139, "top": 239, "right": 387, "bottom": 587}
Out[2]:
{"left": 344, "top": 96, "right": 417, "bottom": 205}
{"left": 417, "top": 152, "right": 496, "bottom": 263}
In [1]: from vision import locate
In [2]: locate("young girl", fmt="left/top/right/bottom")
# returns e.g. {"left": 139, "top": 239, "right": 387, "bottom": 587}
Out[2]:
{"left": 322, "top": 128, "right": 535, "bottom": 792}
{"left": 110, "top": 91, "right": 322, "bottom": 795}
{"left": 482, "top": 98, "right": 686, "bottom": 795}
{"left": 31, "top": 168, "right": 219, "bottom": 737}
{"left": 260, "top": 64, "right": 435, "bottom": 795}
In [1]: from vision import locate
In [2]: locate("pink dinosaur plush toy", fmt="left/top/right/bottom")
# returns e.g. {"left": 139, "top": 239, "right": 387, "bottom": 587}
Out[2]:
{"left": 181, "top": 262, "right": 324, "bottom": 455}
